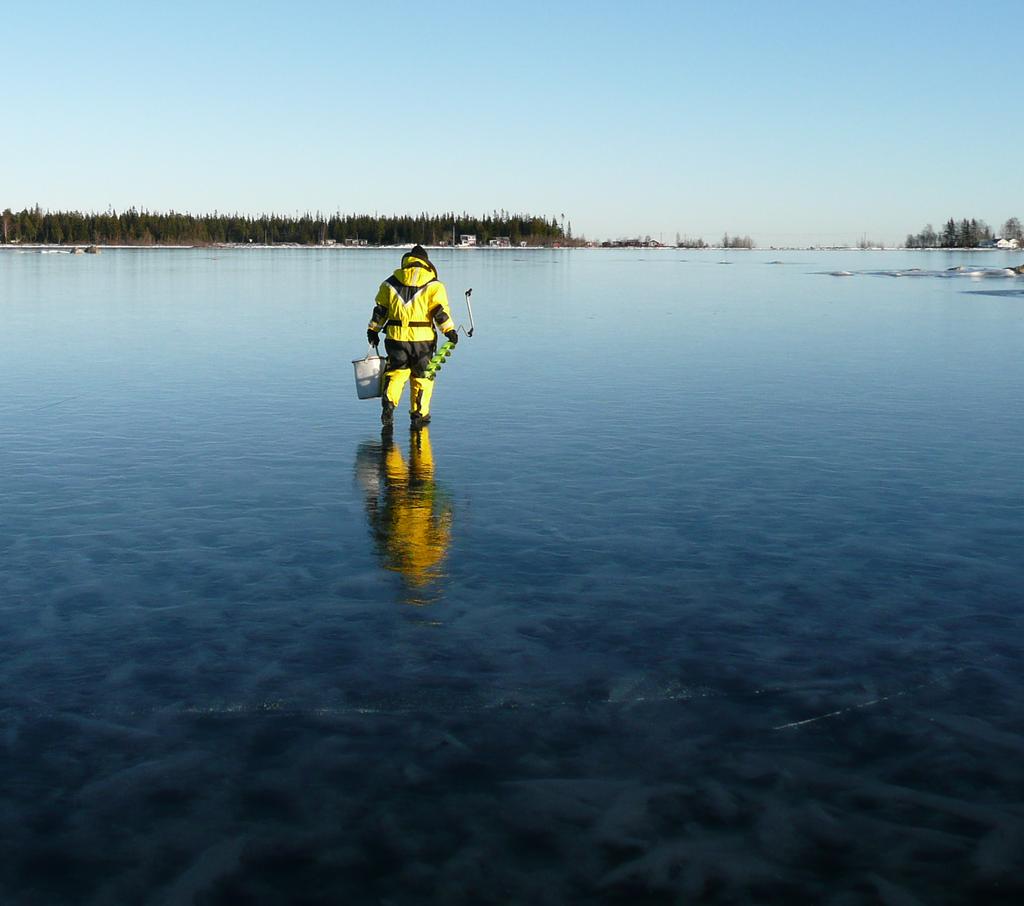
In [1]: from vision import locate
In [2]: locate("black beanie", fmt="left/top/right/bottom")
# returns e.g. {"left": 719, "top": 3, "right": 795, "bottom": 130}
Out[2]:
{"left": 409, "top": 244, "right": 429, "bottom": 261}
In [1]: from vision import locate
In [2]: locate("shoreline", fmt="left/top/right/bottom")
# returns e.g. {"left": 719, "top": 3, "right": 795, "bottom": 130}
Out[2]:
{"left": 3, "top": 243, "right": 1022, "bottom": 254}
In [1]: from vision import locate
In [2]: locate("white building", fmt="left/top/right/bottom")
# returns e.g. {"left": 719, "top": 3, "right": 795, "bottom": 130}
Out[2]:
{"left": 459, "top": 234, "right": 477, "bottom": 247}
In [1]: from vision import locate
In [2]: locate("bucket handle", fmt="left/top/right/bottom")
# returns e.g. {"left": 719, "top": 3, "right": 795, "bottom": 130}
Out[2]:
{"left": 365, "top": 343, "right": 380, "bottom": 360}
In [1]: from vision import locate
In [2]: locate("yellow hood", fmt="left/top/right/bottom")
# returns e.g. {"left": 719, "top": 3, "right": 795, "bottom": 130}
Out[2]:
{"left": 397, "top": 251, "right": 437, "bottom": 284}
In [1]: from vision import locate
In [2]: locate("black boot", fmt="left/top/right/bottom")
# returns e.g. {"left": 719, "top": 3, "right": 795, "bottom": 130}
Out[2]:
{"left": 410, "top": 413, "right": 431, "bottom": 430}
{"left": 381, "top": 399, "right": 395, "bottom": 427}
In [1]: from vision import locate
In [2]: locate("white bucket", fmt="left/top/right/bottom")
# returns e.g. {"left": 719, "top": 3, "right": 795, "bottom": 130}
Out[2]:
{"left": 353, "top": 347, "right": 387, "bottom": 400}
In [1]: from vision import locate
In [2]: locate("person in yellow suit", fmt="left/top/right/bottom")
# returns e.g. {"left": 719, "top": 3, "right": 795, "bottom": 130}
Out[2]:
{"left": 367, "top": 245, "right": 458, "bottom": 429}
{"left": 355, "top": 427, "right": 453, "bottom": 604}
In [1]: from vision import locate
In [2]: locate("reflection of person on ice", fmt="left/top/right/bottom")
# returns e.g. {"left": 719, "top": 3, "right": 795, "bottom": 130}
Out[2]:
{"left": 367, "top": 244, "right": 458, "bottom": 430}
{"left": 355, "top": 427, "right": 453, "bottom": 604}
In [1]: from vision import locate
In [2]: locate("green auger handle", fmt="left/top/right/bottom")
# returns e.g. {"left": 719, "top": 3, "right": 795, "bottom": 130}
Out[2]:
{"left": 425, "top": 340, "right": 456, "bottom": 381}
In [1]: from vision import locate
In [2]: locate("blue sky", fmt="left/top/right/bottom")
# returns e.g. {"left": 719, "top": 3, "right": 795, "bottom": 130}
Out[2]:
{"left": 4, "top": 0, "right": 1021, "bottom": 245}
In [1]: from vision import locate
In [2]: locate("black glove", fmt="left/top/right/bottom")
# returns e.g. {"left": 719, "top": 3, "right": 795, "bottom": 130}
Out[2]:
{"left": 367, "top": 329, "right": 379, "bottom": 348}
{"left": 444, "top": 330, "right": 459, "bottom": 346}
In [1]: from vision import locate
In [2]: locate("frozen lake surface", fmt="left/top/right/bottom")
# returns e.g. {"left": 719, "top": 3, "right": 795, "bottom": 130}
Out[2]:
{"left": 2, "top": 247, "right": 1023, "bottom": 904}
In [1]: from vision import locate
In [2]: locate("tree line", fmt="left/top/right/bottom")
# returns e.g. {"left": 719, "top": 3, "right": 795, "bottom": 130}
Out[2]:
{"left": 0, "top": 206, "right": 567, "bottom": 246}
{"left": 672, "top": 232, "right": 755, "bottom": 249}
{"left": 905, "top": 217, "right": 1022, "bottom": 249}
{"left": 720, "top": 233, "right": 755, "bottom": 249}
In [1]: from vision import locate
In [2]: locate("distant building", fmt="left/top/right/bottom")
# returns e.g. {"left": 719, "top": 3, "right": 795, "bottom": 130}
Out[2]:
{"left": 459, "top": 234, "right": 477, "bottom": 247}
{"left": 488, "top": 237, "right": 511, "bottom": 248}
{"left": 996, "top": 238, "right": 1020, "bottom": 250}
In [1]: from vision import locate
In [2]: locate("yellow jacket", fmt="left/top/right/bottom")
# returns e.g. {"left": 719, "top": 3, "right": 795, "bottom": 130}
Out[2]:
{"left": 368, "top": 251, "right": 455, "bottom": 343}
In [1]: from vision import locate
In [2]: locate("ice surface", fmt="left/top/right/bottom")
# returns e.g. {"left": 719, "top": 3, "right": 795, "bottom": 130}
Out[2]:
{"left": 1, "top": 247, "right": 1022, "bottom": 903}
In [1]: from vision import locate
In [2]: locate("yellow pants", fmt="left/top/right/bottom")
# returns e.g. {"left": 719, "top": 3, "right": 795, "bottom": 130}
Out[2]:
{"left": 384, "top": 369, "right": 435, "bottom": 418}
